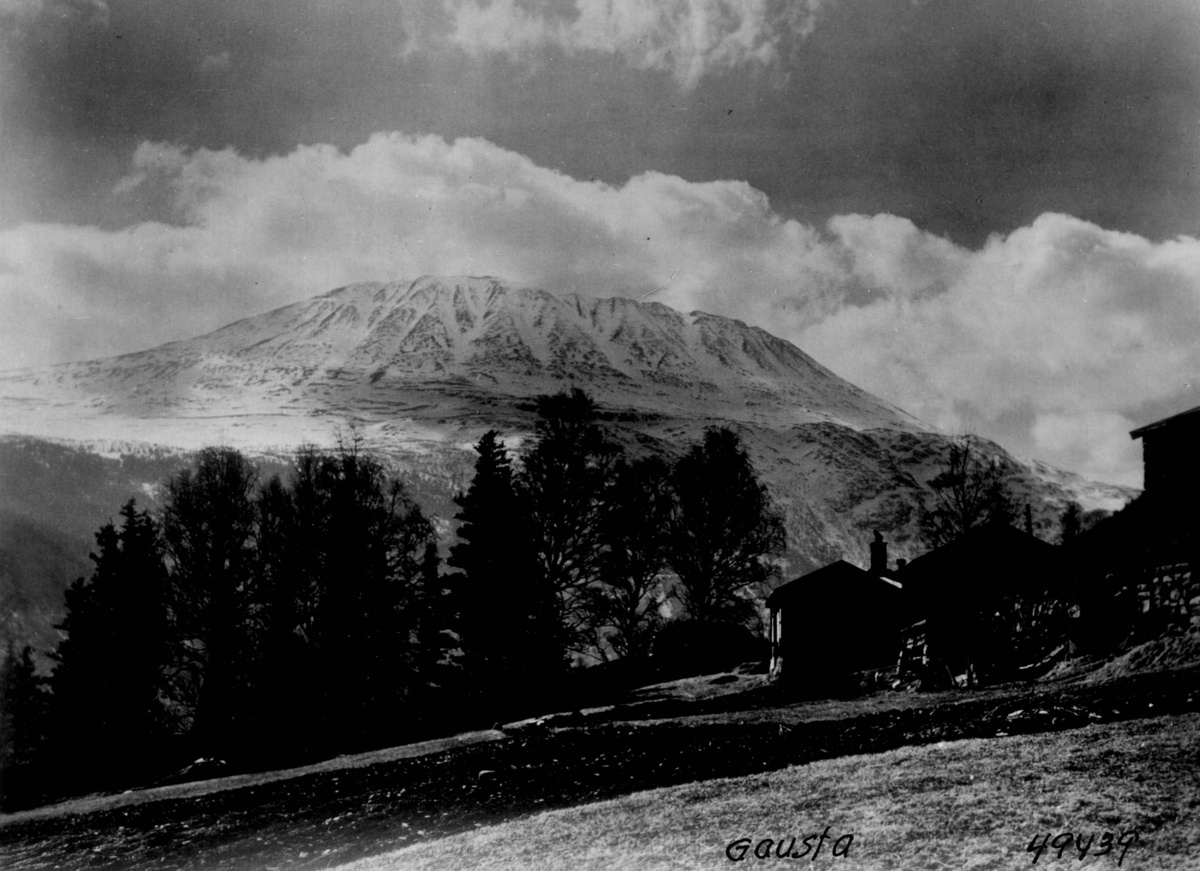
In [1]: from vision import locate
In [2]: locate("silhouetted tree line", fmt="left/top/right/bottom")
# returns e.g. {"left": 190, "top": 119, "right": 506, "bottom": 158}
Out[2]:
{"left": 0, "top": 390, "right": 786, "bottom": 810}
{"left": 0, "top": 437, "right": 450, "bottom": 809}
{"left": 448, "top": 390, "right": 785, "bottom": 715}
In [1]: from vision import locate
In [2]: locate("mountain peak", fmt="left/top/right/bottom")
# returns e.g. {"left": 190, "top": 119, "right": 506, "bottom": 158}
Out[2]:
{"left": 0, "top": 276, "right": 927, "bottom": 433}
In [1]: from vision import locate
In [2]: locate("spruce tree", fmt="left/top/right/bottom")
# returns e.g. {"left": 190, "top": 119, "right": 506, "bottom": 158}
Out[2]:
{"left": 1060, "top": 501, "right": 1083, "bottom": 544}
{"left": 449, "top": 431, "right": 516, "bottom": 590}
{"left": 447, "top": 431, "right": 546, "bottom": 715}
{"left": 50, "top": 499, "right": 172, "bottom": 791}
{"left": 448, "top": 431, "right": 514, "bottom": 667}
{"left": 0, "top": 642, "right": 49, "bottom": 810}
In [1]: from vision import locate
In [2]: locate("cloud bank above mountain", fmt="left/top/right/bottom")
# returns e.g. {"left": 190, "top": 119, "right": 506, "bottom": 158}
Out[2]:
{"left": 2, "top": 132, "right": 1196, "bottom": 488}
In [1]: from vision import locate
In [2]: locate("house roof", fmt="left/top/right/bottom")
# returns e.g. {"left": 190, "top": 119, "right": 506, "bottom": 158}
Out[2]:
{"left": 899, "top": 523, "right": 1059, "bottom": 587}
{"left": 766, "top": 559, "right": 903, "bottom": 610}
{"left": 1130, "top": 404, "right": 1200, "bottom": 439}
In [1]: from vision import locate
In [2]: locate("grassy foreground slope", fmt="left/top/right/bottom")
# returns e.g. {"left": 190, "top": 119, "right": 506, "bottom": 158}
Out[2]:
{"left": 0, "top": 663, "right": 1195, "bottom": 869}
{"left": 340, "top": 713, "right": 1200, "bottom": 871}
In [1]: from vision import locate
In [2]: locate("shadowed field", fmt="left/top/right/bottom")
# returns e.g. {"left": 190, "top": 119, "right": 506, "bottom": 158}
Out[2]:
{"left": 338, "top": 712, "right": 1200, "bottom": 871}
{"left": 0, "top": 663, "right": 1196, "bottom": 870}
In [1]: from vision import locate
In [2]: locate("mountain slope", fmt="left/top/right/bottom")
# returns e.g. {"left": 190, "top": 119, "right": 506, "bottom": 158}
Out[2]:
{"left": 0, "top": 277, "right": 1135, "bottom": 659}
{"left": 0, "top": 277, "right": 924, "bottom": 434}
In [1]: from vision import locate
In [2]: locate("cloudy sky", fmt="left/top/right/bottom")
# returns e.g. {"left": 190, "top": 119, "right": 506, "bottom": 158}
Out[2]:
{"left": 2, "top": 0, "right": 1199, "bottom": 487}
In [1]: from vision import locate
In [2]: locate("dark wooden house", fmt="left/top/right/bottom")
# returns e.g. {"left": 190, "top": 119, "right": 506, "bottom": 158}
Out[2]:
{"left": 898, "top": 523, "right": 1065, "bottom": 686}
{"left": 1131, "top": 404, "right": 1200, "bottom": 519}
{"left": 766, "top": 542, "right": 905, "bottom": 683}
{"left": 1060, "top": 406, "right": 1200, "bottom": 646}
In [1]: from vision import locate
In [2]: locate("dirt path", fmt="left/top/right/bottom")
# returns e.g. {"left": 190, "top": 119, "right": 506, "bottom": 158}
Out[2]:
{"left": 0, "top": 666, "right": 1196, "bottom": 871}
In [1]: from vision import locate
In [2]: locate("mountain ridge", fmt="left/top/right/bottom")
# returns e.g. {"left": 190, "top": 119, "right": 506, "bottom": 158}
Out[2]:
{"left": 0, "top": 277, "right": 926, "bottom": 434}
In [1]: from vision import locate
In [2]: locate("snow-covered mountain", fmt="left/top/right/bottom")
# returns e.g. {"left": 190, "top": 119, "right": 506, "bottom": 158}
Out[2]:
{"left": 0, "top": 276, "right": 923, "bottom": 435}
{"left": 0, "top": 277, "right": 1134, "bottom": 658}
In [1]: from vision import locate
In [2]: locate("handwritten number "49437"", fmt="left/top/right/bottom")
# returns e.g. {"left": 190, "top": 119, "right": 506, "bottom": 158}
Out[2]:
{"left": 1027, "top": 831, "right": 1139, "bottom": 865}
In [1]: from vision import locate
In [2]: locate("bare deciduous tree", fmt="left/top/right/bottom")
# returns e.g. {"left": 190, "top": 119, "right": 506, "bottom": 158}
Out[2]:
{"left": 666, "top": 427, "right": 786, "bottom": 624}
{"left": 919, "top": 436, "right": 1016, "bottom": 548}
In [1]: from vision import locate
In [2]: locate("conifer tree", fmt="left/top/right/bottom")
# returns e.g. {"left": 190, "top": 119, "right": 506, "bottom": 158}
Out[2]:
{"left": 449, "top": 431, "right": 517, "bottom": 597}
{"left": 416, "top": 539, "right": 452, "bottom": 675}
{"left": 447, "top": 431, "right": 546, "bottom": 714}
{"left": 1060, "top": 501, "right": 1083, "bottom": 544}
{"left": 0, "top": 642, "right": 49, "bottom": 810}
{"left": 448, "top": 432, "right": 515, "bottom": 662}
{"left": 50, "top": 498, "right": 171, "bottom": 790}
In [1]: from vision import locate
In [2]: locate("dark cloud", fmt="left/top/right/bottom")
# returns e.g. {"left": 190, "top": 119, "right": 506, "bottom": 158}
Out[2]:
{"left": 5, "top": 0, "right": 1198, "bottom": 243}
{"left": 718, "top": 0, "right": 1200, "bottom": 245}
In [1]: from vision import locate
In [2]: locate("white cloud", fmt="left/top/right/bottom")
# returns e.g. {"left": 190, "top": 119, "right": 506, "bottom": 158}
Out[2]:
{"left": 829, "top": 213, "right": 967, "bottom": 300}
{"left": 442, "top": 0, "right": 824, "bottom": 88}
{"left": 0, "top": 133, "right": 842, "bottom": 368}
{"left": 1031, "top": 411, "right": 1142, "bottom": 491}
{"left": 798, "top": 213, "right": 1200, "bottom": 486}
{"left": 2, "top": 132, "right": 1197, "bottom": 488}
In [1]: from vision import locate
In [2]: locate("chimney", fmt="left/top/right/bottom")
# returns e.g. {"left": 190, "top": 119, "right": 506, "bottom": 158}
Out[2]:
{"left": 896, "top": 558, "right": 907, "bottom": 570}
{"left": 870, "top": 530, "right": 888, "bottom": 575}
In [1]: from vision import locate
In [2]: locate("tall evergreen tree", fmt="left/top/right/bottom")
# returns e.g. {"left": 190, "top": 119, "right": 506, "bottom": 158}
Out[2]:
{"left": 448, "top": 433, "right": 515, "bottom": 668}
{"left": 448, "top": 431, "right": 517, "bottom": 596}
{"left": 50, "top": 498, "right": 172, "bottom": 790}
{"left": 0, "top": 642, "right": 49, "bottom": 810}
{"left": 1060, "top": 501, "right": 1083, "bottom": 544}
{"left": 162, "top": 448, "right": 260, "bottom": 762}
{"left": 416, "top": 539, "right": 453, "bottom": 679}
{"left": 665, "top": 427, "right": 786, "bottom": 624}
{"left": 447, "top": 431, "right": 548, "bottom": 716}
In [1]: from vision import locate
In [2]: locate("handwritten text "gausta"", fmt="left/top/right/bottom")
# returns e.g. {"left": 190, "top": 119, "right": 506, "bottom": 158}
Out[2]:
{"left": 727, "top": 827, "right": 854, "bottom": 861}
